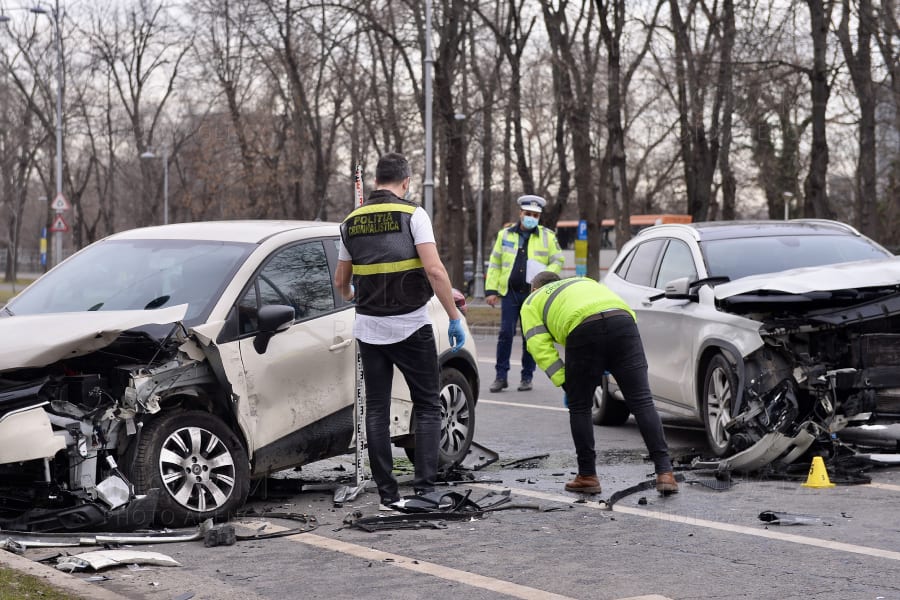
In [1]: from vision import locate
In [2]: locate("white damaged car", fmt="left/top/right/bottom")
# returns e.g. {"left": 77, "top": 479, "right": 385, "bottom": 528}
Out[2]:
{"left": 0, "top": 221, "right": 478, "bottom": 530}
{"left": 599, "top": 219, "right": 900, "bottom": 471}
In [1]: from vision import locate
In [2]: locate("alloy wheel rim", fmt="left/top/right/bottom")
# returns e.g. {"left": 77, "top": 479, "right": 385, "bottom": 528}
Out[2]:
{"left": 707, "top": 366, "right": 733, "bottom": 450}
{"left": 440, "top": 382, "right": 470, "bottom": 456}
{"left": 158, "top": 426, "right": 236, "bottom": 512}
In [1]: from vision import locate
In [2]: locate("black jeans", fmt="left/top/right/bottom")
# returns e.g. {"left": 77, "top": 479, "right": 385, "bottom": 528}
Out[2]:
{"left": 358, "top": 325, "right": 441, "bottom": 503}
{"left": 565, "top": 315, "right": 673, "bottom": 475}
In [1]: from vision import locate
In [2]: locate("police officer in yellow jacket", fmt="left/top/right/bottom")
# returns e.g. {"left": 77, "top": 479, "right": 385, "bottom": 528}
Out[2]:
{"left": 521, "top": 272, "right": 678, "bottom": 495}
{"left": 485, "top": 195, "right": 564, "bottom": 393}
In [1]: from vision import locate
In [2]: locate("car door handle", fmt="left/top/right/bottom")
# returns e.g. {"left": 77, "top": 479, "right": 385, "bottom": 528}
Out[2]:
{"left": 329, "top": 339, "right": 353, "bottom": 351}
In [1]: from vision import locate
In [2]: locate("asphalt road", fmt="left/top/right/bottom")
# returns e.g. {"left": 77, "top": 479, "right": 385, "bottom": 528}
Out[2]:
{"left": 6, "top": 333, "right": 900, "bottom": 600}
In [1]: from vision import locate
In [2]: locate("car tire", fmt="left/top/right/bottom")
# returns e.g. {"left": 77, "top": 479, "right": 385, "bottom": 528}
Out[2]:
{"left": 404, "top": 367, "right": 476, "bottom": 467}
{"left": 592, "top": 376, "right": 630, "bottom": 426}
{"left": 702, "top": 353, "right": 737, "bottom": 457}
{"left": 131, "top": 410, "right": 250, "bottom": 526}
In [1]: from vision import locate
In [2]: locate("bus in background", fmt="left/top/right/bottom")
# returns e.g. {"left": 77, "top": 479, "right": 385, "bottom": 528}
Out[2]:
{"left": 555, "top": 214, "right": 693, "bottom": 279}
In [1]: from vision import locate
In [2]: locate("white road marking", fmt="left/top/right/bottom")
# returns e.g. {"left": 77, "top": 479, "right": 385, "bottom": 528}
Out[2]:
{"left": 864, "top": 482, "right": 900, "bottom": 492}
{"left": 241, "top": 520, "right": 671, "bottom": 600}
{"left": 481, "top": 398, "right": 568, "bottom": 412}
{"left": 471, "top": 484, "right": 900, "bottom": 562}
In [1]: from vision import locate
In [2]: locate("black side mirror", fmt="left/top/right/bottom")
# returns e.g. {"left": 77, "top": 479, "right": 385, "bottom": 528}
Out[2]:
{"left": 253, "top": 304, "right": 295, "bottom": 354}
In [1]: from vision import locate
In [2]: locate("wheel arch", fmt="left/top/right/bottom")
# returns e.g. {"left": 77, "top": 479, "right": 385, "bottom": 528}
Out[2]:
{"left": 439, "top": 348, "right": 480, "bottom": 405}
{"left": 696, "top": 339, "right": 747, "bottom": 418}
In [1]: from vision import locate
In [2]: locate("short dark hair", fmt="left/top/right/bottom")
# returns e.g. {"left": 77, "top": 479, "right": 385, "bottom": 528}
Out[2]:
{"left": 375, "top": 152, "right": 411, "bottom": 184}
{"left": 531, "top": 271, "right": 561, "bottom": 290}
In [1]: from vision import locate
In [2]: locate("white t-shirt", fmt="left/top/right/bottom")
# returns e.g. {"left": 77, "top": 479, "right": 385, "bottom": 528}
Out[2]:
{"left": 339, "top": 206, "right": 436, "bottom": 344}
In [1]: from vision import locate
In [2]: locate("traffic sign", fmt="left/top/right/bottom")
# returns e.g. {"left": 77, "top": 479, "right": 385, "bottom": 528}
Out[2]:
{"left": 50, "top": 214, "right": 69, "bottom": 233}
{"left": 51, "top": 193, "right": 71, "bottom": 212}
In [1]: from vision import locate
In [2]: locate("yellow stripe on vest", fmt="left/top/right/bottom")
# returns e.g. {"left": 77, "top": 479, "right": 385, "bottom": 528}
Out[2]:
{"left": 352, "top": 257, "right": 424, "bottom": 275}
{"left": 345, "top": 203, "right": 417, "bottom": 221}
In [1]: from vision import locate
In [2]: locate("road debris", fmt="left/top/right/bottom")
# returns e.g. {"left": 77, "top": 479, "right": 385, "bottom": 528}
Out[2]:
{"left": 56, "top": 550, "right": 180, "bottom": 572}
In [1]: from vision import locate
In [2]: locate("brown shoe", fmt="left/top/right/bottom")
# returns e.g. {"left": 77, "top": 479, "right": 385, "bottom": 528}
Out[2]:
{"left": 656, "top": 472, "right": 679, "bottom": 494}
{"left": 564, "top": 474, "right": 601, "bottom": 494}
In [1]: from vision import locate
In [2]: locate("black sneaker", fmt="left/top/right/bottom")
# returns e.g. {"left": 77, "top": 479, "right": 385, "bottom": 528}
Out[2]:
{"left": 489, "top": 378, "right": 508, "bottom": 393}
{"left": 517, "top": 380, "right": 533, "bottom": 391}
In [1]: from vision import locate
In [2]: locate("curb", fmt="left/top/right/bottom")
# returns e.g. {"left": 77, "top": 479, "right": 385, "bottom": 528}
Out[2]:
{"left": 0, "top": 549, "right": 130, "bottom": 600}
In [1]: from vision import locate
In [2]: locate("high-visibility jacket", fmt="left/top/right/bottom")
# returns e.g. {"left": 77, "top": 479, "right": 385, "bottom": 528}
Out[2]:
{"left": 484, "top": 224, "right": 564, "bottom": 296}
{"left": 520, "top": 277, "right": 635, "bottom": 387}
{"left": 340, "top": 190, "right": 433, "bottom": 316}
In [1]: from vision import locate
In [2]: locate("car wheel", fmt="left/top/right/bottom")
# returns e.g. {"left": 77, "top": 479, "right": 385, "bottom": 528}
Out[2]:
{"left": 404, "top": 367, "right": 476, "bottom": 466}
{"left": 131, "top": 410, "right": 250, "bottom": 526}
{"left": 702, "top": 354, "right": 737, "bottom": 457}
{"left": 592, "top": 376, "right": 630, "bottom": 426}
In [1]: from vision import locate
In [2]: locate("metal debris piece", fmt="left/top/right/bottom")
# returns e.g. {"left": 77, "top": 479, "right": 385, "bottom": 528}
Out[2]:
{"left": 204, "top": 524, "right": 236, "bottom": 547}
{"left": 57, "top": 550, "right": 180, "bottom": 572}
{"left": 600, "top": 473, "right": 686, "bottom": 509}
{"left": 0, "top": 518, "right": 213, "bottom": 548}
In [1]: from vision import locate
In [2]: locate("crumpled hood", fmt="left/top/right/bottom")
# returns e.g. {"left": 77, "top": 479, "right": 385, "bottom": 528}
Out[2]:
{"left": 714, "top": 257, "right": 900, "bottom": 299}
{"left": 0, "top": 305, "right": 188, "bottom": 372}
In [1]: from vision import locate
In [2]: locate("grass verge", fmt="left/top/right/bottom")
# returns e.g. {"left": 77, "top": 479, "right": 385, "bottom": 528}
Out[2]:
{"left": 0, "top": 567, "right": 84, "bottom": 600}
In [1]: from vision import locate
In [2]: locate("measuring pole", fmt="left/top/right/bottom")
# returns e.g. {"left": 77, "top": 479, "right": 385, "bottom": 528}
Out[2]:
{"left": 353, "top": 164, "right": 367, "bottom": 487}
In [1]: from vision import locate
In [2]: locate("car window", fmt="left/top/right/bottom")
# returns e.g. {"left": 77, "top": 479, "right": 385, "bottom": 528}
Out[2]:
{"left": 654, "top": 239, "right": 698, "bottom": 288}
{"left": 6, "top": 239, "right": 252, "bottom": 324}
{"left": 237, "top": 241, "right": 335, "bottom": 334}
{"left": 700, "top": 234, "right": 890, "bottom": 281}
{"left": 620, "top": 239, "right": 665, "bottom": 286}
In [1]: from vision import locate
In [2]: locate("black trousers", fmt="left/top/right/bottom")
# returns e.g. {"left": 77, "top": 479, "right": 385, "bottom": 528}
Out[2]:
{"left": 358, "top": 325, "right": 441, "bottom": 502}
{"left": 565, "top": 315, "right": 673, "bottom": 475}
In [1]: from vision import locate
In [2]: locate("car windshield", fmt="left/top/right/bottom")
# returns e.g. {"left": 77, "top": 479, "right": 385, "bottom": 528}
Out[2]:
{"left": 700, "top": 234, "right": 890, "bottom": 281}
{"left": 7, "top": 239, "right": 253, "bottom": 322}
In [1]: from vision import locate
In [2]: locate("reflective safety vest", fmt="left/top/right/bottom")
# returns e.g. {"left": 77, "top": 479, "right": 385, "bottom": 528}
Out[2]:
{"left": 520, "top": 277, "right": 635, "bottom": 387}
{"left": 340, "top": 191, "right": 433, "bottom": 316}
{"left": 485, "top": 225, "right": 564, "bottom": 296}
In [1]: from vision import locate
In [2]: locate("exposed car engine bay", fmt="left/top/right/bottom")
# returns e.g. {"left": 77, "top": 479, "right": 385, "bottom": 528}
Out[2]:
{"left": 695, "top": 286, "right": 900, "bottom": 471}
{"left": 0, "top": 323, "right": 220, "bottom": 532}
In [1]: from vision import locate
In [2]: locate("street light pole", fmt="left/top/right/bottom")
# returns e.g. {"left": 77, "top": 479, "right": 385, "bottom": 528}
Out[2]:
{"left": 423, "top": 0, "right": 433, "bottom": 220}
{"left": 31, "top": 0, "right": 64, "bottom": 266}
{"left": 141, "top": 147, "right": 169, "bottom": 224}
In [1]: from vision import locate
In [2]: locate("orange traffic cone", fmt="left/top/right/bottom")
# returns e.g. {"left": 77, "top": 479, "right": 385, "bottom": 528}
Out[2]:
{"left": 801, "top": 456, "right": 835, "bottom": 488}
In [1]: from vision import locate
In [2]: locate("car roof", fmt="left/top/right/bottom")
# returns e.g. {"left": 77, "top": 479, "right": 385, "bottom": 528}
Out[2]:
{"left": 637, "top": 219, "right": 863, "bottom": 242}
{"left": 105, "top": 220, "right": 340, "bottom": 244}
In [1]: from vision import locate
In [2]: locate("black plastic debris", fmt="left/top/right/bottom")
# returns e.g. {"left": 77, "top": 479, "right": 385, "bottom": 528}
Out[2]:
{"left": 601, "top": 473, "right": 686, "bottom": 509}
{"left": 500, "top": 454, "right": 549, "bottom": 469}
{"left": 758, "top": 510, "right": 823, "bottom": 525}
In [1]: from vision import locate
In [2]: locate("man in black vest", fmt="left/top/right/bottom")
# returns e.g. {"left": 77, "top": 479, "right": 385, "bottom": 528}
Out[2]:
{"left": 335, "top": 152, "right": 465, "bottom": 508}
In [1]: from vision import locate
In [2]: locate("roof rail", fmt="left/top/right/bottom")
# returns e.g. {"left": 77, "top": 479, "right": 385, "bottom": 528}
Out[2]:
{"left": 789, "top": 218, "right": 861, "bottom": 236}
{"left": 634, "top": 222, "right": 699, "bottom": 239}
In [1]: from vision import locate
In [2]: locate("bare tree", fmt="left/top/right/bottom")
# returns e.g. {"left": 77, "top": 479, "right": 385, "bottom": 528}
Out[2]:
{"left": 804, "top": 0, "right": 836, "bottom": 218}
{"left": 836, "top": 0, "right": 878, "bottom": 238}
{"left": 542, "top": 0, "right": 602, "bottom": 277}
{"left": 89, "top": 0, "right": 193, "bottom": 227}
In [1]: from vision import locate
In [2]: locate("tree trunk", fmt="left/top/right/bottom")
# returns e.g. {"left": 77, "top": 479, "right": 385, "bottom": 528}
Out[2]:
{"left": 804, "top": 0, "right": 834, "bottom": 219}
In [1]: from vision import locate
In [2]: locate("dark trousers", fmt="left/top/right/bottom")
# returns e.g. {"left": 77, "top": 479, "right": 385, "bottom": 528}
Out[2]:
{"left": 496, "top": 290, "right": 536, "bottom": 382}
{"left": 565, "top": 315, "right": 673, "bottom": 475}
{"left": 358, "top": 326, "right": 441, "bottom": 502}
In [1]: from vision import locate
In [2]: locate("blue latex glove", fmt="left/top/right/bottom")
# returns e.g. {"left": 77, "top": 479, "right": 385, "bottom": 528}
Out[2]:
{"left": 448, "top": 318, "right": 465, "bottom": 352}
{"left": 563, "top": 393, "right": 568, "bottom": 408}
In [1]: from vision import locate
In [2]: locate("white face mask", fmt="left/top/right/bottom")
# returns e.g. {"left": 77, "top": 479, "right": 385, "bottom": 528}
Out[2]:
{"left": 522, "top": 215, "right": 539, "bottom": 230}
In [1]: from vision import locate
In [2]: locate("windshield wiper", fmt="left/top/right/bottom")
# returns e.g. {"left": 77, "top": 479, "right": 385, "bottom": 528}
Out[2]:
{"left": 143, "top": 295, "right": 171, "bottom": 310}
{"left": 88, "top": 303, "right": 104, "bottom": 311}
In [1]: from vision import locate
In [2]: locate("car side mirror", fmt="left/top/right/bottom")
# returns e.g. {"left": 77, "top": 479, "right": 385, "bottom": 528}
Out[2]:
{"left": 253, "top": 304, "right": 295, "bottom": 354}
{"left": 663, "top": 277, "right": 697, "bottom": 301}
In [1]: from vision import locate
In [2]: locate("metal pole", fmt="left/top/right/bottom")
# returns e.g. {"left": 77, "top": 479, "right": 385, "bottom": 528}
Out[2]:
{"left": 423, "top": 0, "right": 433, "bottom": 220}
{"left": 474, "top": 189, "right": 485, "bottom": 298}
{"left": 163, "top": 147, "right": 169, "bottom": 225}
{"left": 52, "top": 0, "right": 63, "bottom": 265}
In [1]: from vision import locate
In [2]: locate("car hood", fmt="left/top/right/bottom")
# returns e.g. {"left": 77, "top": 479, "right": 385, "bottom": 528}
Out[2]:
{"left": 0, "top": 305, "right": 188, "bottom": 372}
{"left": 713, "top": 257, "right": 900, "bottom": 299}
